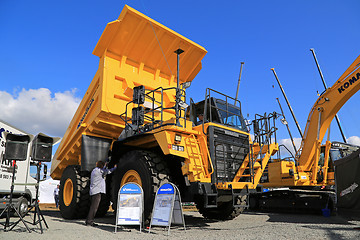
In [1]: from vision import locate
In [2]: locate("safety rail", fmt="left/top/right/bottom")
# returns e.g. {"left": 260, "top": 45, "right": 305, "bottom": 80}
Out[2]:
{"left": 249, "top": 112, "right": 279, "bottom": 181}
{"left": 197, "top": 135, "right": 214, "bottom": 177}
{"left": 119, "top": 85, "right": 188, "bottom": 138}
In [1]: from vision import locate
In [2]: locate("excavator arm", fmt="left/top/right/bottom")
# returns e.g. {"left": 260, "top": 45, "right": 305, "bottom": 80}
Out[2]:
{"left": 297, "top": 54, "right": 360, "bottom": 171}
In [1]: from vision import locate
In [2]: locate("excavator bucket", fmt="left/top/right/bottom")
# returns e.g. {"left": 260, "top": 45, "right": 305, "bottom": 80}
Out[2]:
{"left": 50, "top": 5, "right": 207, "bottom": 179}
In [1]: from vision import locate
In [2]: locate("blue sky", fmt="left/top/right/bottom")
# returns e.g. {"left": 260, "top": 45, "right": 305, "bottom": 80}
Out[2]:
{"left": 1, "top": 0, "right": 360, "bottom": 163}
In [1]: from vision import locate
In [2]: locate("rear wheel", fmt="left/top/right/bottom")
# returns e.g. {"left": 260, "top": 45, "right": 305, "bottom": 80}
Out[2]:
{"left": 16, "top": 197, "right": 29, "bottom": 217}
{"left": 59, "top": 165, "right": 91, "bottom": 219}
{"left": 195, "top": 195, "right": 247, "bottom": 220}
{"left": 111, "top": 150, "right": 170, "bottom": 220}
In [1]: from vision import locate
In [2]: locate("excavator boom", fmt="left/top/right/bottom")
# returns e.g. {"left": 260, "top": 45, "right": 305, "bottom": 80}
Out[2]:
{"left": 298, "top": 55, "right": 360, "bottom": 171}
{"left": 251, "top": 54, "right": 360, "bottom": 213}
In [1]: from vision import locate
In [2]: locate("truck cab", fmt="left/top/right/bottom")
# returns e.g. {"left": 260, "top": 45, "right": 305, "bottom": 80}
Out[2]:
{"left": 189, "top": 96, "right": 248, "bottom": 132}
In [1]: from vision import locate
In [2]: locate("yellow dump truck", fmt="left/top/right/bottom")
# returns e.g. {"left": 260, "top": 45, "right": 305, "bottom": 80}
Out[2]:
{"left": 50, "top": 5, "right": 278, "bottom": 220}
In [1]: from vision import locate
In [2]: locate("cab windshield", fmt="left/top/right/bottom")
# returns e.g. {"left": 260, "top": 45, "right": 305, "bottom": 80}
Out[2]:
{"left": 330, "top": 149, "right": 342, "bottom": 161}
{"left": 330, "top": 142, "right": 360, "bottom": 161}
{"left": 216, "top": 100, "right": 248, "bottom": 132}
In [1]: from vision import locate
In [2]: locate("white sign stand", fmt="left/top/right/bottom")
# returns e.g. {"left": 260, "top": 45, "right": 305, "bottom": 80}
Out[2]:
{"left": 149, "top": 183, "right": 186, "bottom": 235}
{"left": 115, "top": 182, "right": 143, "bottom": 233}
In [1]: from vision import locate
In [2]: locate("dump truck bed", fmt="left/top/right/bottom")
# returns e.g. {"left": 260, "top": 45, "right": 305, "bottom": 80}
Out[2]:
{"left": 51, "top": 5, "right": 207, "bottom": 179}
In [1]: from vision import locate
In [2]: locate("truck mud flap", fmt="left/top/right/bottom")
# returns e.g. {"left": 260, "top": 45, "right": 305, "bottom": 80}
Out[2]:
{"left": 81, "top": 135, "right": 112, "bottom": 172}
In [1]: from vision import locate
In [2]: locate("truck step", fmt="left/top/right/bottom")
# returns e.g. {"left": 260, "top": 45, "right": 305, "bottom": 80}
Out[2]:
{"left": 240, "top": 174, "right": 251, "bottom": 177}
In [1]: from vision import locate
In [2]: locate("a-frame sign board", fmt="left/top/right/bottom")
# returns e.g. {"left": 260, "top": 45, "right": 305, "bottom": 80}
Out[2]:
{"left": 115, "top": 182, "right": 144, "bottom": 232}
{"left": 149, "top": 183, "right": 186, "bottom": 235}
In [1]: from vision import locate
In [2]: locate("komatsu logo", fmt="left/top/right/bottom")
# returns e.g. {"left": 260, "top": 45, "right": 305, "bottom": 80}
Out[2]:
{"left": 338, "top": 71, "right": 360, "bottom": 94}
{"left": 340, "top": 182, "right": 358, "bottom": 197}
{"left": 77, "top": 98, "right": 94, "bottom": 129}
{"left": 160, "top": 188, "right": 172, "bottom": 192}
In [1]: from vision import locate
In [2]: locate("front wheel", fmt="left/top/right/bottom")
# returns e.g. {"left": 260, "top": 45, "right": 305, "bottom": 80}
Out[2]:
{"left": 195, "top": 195, "right": 247, "bottom": 220}
{"left": 111, "top": 150, "right": 170, "bottom": 220}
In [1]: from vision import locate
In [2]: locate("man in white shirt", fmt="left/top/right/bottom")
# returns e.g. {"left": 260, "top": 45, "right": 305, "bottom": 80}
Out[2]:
{"left": 85, "top": 161, "right": 117, "bottom": 227}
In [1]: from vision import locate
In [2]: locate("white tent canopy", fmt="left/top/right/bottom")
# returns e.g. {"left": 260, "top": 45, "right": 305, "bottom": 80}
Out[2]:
{"left": 39, "top": 178, "right": 60, "bottom": 203}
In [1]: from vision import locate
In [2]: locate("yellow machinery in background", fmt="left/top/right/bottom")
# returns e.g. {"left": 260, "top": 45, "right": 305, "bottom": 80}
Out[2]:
{"left": 250, "top": 55, "right": 360, "bottom": 212}
{"left": 50, "top": 5, "right": 278, "bottom": 220}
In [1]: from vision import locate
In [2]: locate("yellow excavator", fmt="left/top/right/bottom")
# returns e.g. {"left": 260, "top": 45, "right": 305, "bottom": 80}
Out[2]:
{"left": 250, "top": 54, "right": 360, "bottom": 212}
{"left": 50, "top": 5, "right": 278, "bottom": 221}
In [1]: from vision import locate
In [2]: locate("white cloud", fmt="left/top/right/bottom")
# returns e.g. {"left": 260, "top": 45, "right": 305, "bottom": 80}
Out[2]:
{"left": 278, "top": 136, "right": 360, "bottom": 158}
{"left": 278, "top": 137, "right": 302, "bottom": 157}
{"left": 347, "top": 136, "right": 360, "bottom": 146}
{"left": 0, "top": 88, "right": 80, "bottom": 137}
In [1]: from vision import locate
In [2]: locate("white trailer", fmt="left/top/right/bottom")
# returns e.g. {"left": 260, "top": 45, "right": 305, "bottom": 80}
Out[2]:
{"left": 0, "top": 119, "right": 37, "bottom": 215}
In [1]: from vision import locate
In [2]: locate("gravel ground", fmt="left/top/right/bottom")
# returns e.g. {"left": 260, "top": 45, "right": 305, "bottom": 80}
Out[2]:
{"left": 1, "top": 207, "right": 360, "bottom": 240}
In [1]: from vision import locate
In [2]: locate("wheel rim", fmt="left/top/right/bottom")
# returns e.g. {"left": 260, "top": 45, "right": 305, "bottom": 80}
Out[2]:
{"left": 63, "top": 178, "right": 74, "bottom": 206}
{"left": 121, "top": 170, "right": 142, "bottom": 187}
{"left": 19, "top": 200, "right": 28, "bottom": 215}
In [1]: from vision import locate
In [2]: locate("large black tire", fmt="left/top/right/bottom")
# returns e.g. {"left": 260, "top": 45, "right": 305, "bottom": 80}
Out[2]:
{"left": 195, "top": 195, "right": 247, "bottom": 220}
{"left": 16, "top": 197, "right": 29, "bottom": 217}
{"left": 111, "top": 150, "right": 170, "bottom": 221}
{"left": 59, "top": 165, "right": 91, "bottom": 219}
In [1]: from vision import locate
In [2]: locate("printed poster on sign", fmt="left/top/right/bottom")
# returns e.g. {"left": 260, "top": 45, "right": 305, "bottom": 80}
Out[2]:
{"left": 152, "top": 194, "right": 174, "bottom": 226}
{"left": 117, "top": 194, "right": 141, "bottom": 224}
{"left": 115, "top": 183, "right": 143, "bottom": 232}
{"left": 149, "top": 182, "right": 185, "bottom": 235}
